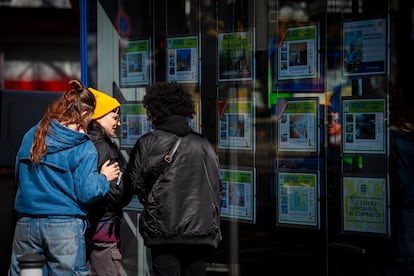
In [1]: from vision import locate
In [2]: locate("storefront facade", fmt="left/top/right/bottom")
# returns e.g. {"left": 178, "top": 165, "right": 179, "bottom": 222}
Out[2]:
{"left": 81, "top": 1, "right": 414, "bottom": 275}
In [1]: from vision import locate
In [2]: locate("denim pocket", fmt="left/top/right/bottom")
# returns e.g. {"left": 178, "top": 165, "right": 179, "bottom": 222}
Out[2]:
{"left": 45, "top": 220, "right": 79, "bottom": 256}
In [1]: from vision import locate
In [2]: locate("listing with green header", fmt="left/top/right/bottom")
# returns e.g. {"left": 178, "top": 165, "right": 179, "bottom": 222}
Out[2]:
{"left": 220, "top": 168, "right": 256, "bottom": 223}
{"left": 120, "top": 103, "right": 151, "bottom": 148}
{"left": 218, "top": 101, "right": 254, "bottom": 150}
{"left": 278, "top": 25, "right": 318, "bottom": 80}
{"left": 167, "top": 36, "right": 199, "bottom": 83}
{"left": 120, "top": 39, "right": 150, "bottom": 86}
{"left": 218, "top": 31, "right": 253, "bottom": 81}
{"left": 277, "top": 98, "right": 318, "bottom": 152}
{"left": 277, "top": 171, "right": 318, "bottom": 226}
{"left": 342, "top": 98, "right": 385, "bottom": 154}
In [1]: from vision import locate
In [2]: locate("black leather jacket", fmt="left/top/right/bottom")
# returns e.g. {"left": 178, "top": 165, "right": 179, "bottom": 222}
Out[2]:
{"left": 124, "top": 115, "right": 222, "bottom": 248}
{"left": 87, "top": 121, "right": 132, "bottom": 224}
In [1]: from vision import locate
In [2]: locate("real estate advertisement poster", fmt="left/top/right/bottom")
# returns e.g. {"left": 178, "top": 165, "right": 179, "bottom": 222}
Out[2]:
{"left": 220, "top": 168, "right": 256, "bottom": 223}
{"left": 120, "top": 103, "right": 151, "bottom": 148}
{"left": 276, "top": 98, "right": 318, "bottom": 152}
{"left": 218, "top": 31, "right": 253, "bottom": 81}
{"left": 342, "top": 97, "right": 386, "bottom": 154}
{"left": 277, "top": 171, "right": 319, "bottom": 227}
{"left": 218, "top": 100, "right": 254, "bottom": 150}
{"left": 342, "top": 176, "right": 388, "bottom": 235}
{"left": 277, "top": 25, "right": 318, "bottom": 80}
{"left": 167, "top": 36, "right": 199, "bottom": 83}
{"left": 120, "top": 39, "right": 150, "bottom": 87}
{"left": 343, "top": 18, "right": 386, "bottom": 76}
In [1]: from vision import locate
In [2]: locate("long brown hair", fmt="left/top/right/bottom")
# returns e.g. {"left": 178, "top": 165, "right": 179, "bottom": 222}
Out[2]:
{"left": 29, "top": 80, "right": 96, "bottom": 164}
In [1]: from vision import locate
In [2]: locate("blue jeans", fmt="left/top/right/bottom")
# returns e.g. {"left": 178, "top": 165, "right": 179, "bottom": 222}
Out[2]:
{"left": 9, "top": 216, "right": 89, "bottom": 276}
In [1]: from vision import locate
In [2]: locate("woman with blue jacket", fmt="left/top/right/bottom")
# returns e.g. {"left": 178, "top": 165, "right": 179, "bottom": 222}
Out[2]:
{"left": 9, "top": 80, "right": 120, "bottom": 276}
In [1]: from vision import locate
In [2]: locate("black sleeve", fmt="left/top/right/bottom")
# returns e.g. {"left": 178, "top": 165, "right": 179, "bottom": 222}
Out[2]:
{"left": 95, "top": 140, "right": 133, "bottom": 208}
{"left": 123, "top": 139, "right": 148, "bottom": 206}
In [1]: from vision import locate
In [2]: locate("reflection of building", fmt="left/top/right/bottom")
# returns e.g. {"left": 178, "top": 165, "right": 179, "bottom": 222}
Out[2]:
{"left": 0, "top": 2, "right": 81, "bottom": 91}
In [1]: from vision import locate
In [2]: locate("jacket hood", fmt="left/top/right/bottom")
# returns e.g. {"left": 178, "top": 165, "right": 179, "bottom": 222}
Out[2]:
{"left": 155, "top": 115, "right": 193, "bottom": 136}
{"left": 45, "top": 119, "right": 91, "bottom": 154}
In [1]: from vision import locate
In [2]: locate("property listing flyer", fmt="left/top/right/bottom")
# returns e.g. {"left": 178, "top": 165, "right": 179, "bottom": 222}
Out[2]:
{"left": 218, "top": 100, "right": 254, "bottom": 150}
{"left": 277, "top": 171, "right": 318, "bottom": 227}
{"left": 343, "top": 18, "right": 386, "bottom": 76}
{"left": 342, "top": 176, "right": 387, "bottom": 234}
{"left": 120, "top": 103, "right": 152, "bottom": 148}
{"left": 120, "top": 39, "right": 150, "bottom": 87}
{"left": 220, "top": 168, "right": 256, "bottom": 223}
{"left": 167, "top": 36, "right": 199, "bottom": 83}
{"left": 277, "top": 98, "right": 318, "bottom": 152}
{"left": 278, "top": 25, "right": 318, "bottom": 80}
{"left": 342, "top": 98, "right": 386, "bottom": 154}
{"left": 218, "top": 31, "right": 253, "bottom": 81}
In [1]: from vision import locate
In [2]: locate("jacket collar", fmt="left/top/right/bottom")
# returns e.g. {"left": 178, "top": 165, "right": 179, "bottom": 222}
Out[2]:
{"left": 155, "top": 115, "right": 193, "bottom": 137}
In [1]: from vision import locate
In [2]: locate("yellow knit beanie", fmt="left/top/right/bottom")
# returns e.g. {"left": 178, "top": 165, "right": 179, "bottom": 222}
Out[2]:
{"left": 88, "top": 87, "right": 121, "bottom": 120}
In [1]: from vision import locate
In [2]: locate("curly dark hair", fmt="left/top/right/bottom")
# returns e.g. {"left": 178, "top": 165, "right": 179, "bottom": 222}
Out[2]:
{"left": 143, "top": 82, "right": 195, "bottom": 123}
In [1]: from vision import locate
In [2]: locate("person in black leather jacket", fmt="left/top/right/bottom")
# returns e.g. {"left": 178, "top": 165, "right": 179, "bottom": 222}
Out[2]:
{"left": 124, "top": 82, "right": 222, "bottom": 276}
{"left": 86, "top": 88, "right": 132, "bottom": 276}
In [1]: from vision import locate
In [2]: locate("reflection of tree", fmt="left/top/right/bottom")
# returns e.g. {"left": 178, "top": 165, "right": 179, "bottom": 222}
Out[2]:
{"left": 219, "top": 33, "right": 250, "bottom": 74}
{"left": 219, "top": 47, "right": 236, "bottom": 71}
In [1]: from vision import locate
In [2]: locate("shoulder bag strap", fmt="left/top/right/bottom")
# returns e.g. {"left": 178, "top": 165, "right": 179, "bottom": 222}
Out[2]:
{"left": 164, "top": 137, "right": 182, "bottom": 163}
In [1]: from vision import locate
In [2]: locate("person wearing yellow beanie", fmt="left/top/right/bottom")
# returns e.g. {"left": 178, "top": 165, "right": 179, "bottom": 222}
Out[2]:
{"left": 88, "top": 88, "right": 121, "bottom": 120}
{"left": 86, "top": 88, "right": 132, "bottom": 275}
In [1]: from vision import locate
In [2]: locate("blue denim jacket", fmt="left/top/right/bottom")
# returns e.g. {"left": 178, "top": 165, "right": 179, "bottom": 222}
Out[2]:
{"left": 14, "top": 119, "right": 110, "bottom": 218}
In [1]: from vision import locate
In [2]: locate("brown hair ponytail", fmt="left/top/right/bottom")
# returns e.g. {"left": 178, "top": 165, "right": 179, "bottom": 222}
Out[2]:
{"left": 29, "top": 80, "right": 96, "bottom": 164}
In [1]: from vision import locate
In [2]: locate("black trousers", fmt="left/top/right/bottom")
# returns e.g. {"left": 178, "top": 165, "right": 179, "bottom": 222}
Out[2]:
{"left": 150, "top": 244, "right": 214, "bottom": 276}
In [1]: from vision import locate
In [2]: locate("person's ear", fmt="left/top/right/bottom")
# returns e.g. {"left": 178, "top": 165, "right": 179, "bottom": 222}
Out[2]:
{"left": 81, "top": 110, "right": 91, "bottom": 118}
{"left": 81, "top": 110, "right": 93, "bottom": 124}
